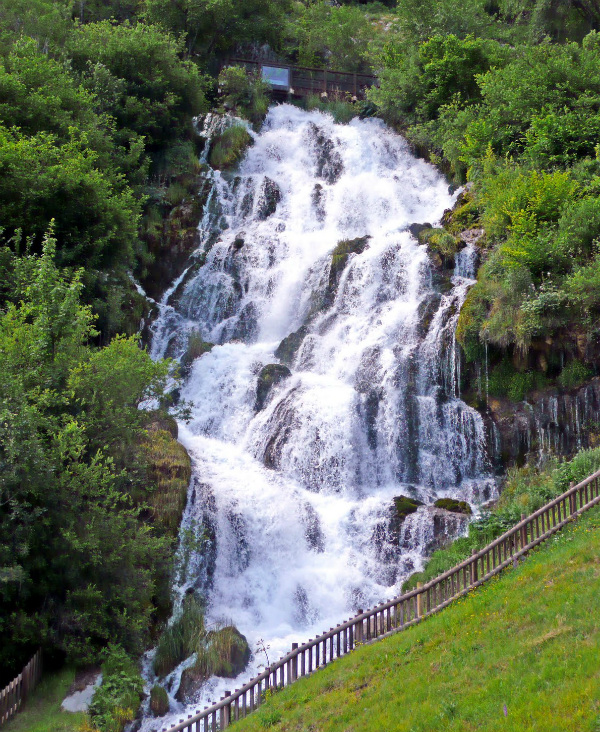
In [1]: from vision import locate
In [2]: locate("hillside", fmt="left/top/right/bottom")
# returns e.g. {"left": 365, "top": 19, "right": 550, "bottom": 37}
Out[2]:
{"left": 233, "top": 506, "right": 600, "bottom": 732}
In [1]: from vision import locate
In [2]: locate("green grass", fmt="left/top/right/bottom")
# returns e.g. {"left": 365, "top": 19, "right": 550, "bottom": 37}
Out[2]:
{"left": 4, "top": 668, "right": 85, "bottom": 732}
{"left": 234, "top": 506, "right": 600, "bottom": 732}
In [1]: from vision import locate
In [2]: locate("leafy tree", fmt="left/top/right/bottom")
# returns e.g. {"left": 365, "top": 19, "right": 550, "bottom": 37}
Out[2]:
{"left": 0, "top": 234, "right": 172, "bottom": 676}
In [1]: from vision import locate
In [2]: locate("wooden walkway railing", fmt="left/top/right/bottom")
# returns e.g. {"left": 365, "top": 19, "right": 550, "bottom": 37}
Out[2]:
{"left": 223, "top": 58, "right": 378, "bottom": 99}
{"left": 162, "top": 469, "right": 600, "bottom": 732}
{"left": 0, "top": 649, "right": 42, "bottom": 726}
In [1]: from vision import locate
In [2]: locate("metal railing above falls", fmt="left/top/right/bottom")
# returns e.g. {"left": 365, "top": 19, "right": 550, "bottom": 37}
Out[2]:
{"left": 222, "top": 57, "right": 378, "bottom": 99}
{"left": 162, "top": 469, "right": 600, "bottom": 732}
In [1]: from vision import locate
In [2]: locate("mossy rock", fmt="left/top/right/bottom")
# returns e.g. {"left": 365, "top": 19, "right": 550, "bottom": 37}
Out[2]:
{"left": 433, "top": 498, "right": 472, "bottom": 515}
{"left": 176, "top": 627, "right": 251, "bottom": 703}
{"left": 417, "top": 226, "right": 461, "bottom": 266}
{"left": 325, "top": 235, "right": 371, "bottom": 307}
{"left": 256, "top": 364, "right": 291, "bottom": 411}
{"left": 275, "top": 326, "right": 308, "bottom": 366}
{"left": 181, "top": 331, "right": 214, "bottom": 377}
{"left": 150, "top": 685, "right": 169, "bottom": 717}
{"left": 209, "top": 125, "right": 253, "bottom": 171}
{"left": 442, "top": 190, "right": 481, "bottom": 234}
{"left": 393, "top": 495, "right": 424, "bottom": 521}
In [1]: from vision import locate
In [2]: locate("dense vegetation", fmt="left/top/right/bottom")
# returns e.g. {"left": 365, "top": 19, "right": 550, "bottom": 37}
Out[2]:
{"left": 369, "top": 1, "right": 600, "bottom": 395}
{"left": 4, "top": 0, "right": 600, "bottom": 728}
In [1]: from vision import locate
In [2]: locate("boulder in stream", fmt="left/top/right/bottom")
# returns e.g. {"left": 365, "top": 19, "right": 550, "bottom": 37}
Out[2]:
{"left": 176, "top": 627, "right": 251, "bottom": 703}
{"left": 255, "top": 364, "right": 292, "bottom": 411}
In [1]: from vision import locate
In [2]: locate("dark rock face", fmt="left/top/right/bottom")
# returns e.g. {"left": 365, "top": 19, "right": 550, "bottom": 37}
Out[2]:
{"left": 255, "top": 177, "right": 282, "bottom": 220}
{"left": 302, "top": 502, "right": 325, "bottom": 553}
{"left": 311, "top": 183, "right": 326, "bottom": 222}
{"left": 176, "top": 627, "right": 251, "bottom": 703}
{"left": 433, "top": 498, "right": 472, "bottom": 515}
{"left": 309, "top": 123, "right": 344, "bottom": 184}
{"left": 255, "top": 364, "right": 292, "bottom": 412}
{"left": 275, "top": 326, "right": 308, "bottom": 366}
{"left": 484, "top": 378, "right": 600, "bottom": 467}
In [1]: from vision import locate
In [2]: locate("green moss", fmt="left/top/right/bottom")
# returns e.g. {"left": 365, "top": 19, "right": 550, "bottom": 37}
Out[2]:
{"left": 393, "top": 495, "right": 423, "bottom": 521}
{"left": 153, "top": 595, "right": 206, "bottom": 677}
{"left": 417, "top": 227, "right": 461, "bottom": 258}
{"left": 275, "top": 326, "right": 308, "bottom": 366}
{"left": 143, "top": 427, "right": 191, "bottom": 539}
{"left": 433, "top": 498, "right": 472, "bottom": 515}
{"left": 149, "top": 685, "right": 169, "bottom": 717}
{"left": 456, "top": 285, "right": 489, "bottom": 362}
{"left": 255, "top": 364, "right": 292, "bottom": 411}
{"left": 209, "top": 125, "right": 253, "bottom": 170}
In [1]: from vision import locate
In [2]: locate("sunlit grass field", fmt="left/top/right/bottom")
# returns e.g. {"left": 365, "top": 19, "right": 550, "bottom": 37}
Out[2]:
{"left": 235, "top": 507, "right": 600, "bottom": 732}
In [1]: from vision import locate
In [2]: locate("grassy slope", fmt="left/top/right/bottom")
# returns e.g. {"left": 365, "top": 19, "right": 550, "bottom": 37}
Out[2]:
{"left": 4, "top": 669, "right": 84, "bottom": 732}
{"left": 236, "top": 507, "right": 600, "bottom": 732}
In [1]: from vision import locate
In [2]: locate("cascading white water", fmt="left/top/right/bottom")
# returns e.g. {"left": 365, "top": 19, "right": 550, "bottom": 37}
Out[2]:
{"left": 141, "top": 105, "right": 495, "bottom": 729}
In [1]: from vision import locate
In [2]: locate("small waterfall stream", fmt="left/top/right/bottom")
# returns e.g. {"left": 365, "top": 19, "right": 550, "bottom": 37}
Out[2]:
{"left": 141, "top": 105, "right": 495, "bottom": 729}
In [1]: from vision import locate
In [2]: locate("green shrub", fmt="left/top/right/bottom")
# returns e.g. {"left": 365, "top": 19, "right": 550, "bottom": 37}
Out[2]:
{"left": 487, "top": 359, "right": 548, "bottom": 402}
{"left": 89, "top": 645, "right": 144, "bottom": 732}
{"left": 217, "top": 67, "right": 270, "bottom": 127}
{"left": 558, "top": 359, "right": 593, "bottom": 390}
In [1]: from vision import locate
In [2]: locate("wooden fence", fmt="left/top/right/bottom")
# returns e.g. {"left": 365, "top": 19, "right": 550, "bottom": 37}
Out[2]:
{"left": 223, "top": 58, "right": 378, "bottom": 99}
{"left": 0, "top": 649, "right": 42, "bottom": 726}
{"left": 163, "top": 469, "right": 600, "bottom": 732}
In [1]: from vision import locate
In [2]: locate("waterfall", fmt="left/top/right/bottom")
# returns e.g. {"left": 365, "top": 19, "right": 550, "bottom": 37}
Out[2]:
{"left": 141, "top": 105, "right": 495, "bottom": 728}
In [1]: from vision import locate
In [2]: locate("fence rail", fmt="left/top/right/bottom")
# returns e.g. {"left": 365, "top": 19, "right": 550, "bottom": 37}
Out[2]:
{"left": 223, "top": 58, "right": 378, "bottom": 99}
{"left": 163, "top": 469, "right": 600, "bottom": 732}
{"left": 0, "top": 649, "right": 42, "bottom": 726}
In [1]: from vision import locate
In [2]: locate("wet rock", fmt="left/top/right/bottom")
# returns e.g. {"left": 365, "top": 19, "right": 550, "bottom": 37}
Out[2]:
{"left": 459, "top": 228, "right": 485, "bottom": 246}
{"left": 230, "top": 301, "right": 259, "bottom": 342}
{"left": 312, "top": 183, "right": 326, "bottom": 222}
{"left": 255, "top": 364, "right": 292, "bottom": 411}
{"left": 363, "top": 389, "right": 381, "bottom": 451}
{"left": 180, "top": 332, "right": 214, "bottom": 377}
{"left": 408, "top": 223, "right": 432, "bottom": 239}
{"left": 325, "top": 235, "right": 371, "bottom": 307}
{"left": 233, "top": 235, "right": 245, "bottom": 250}
{"left": 416, "top": 292, "right": 442, "bottom": 338}
{"left": 302, "top": 502, "right": 325, "bottom": 552}
{"left": 309, "top": 123, "right": 344, "bottom": 184}
{"left": 275, "top": 326, "right": 308, "bottom": 366}
{"left": 255, "top": 177, "right": 281, "bottom": 220}
{"left": 399, "top": 506, "right": 470, "bottom": 555}
{"left": 433, "top": 498, "right": 472, "bottom": 515}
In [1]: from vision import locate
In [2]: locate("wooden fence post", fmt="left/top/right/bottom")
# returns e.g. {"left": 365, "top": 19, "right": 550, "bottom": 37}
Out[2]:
{"left": 416, "top": 583, "right": 423, "bottom": 618}
{"left": 520, "top": 514, "right": 527, "bottom": 549}
{"left": 291, "top": 644, "right": 298, "bottom": 682}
